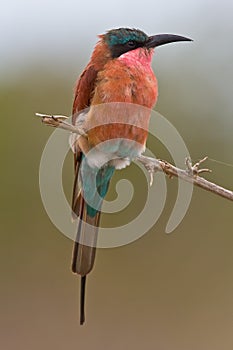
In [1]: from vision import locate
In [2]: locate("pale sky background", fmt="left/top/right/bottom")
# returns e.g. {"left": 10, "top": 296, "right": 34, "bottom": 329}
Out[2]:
{"left": 1, "top": 0, "right": 233, "bottom": 75}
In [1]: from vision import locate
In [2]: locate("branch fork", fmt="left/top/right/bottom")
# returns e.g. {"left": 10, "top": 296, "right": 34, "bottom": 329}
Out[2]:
{"left": 185, "top": 156, "right": 212, "bottom": 176}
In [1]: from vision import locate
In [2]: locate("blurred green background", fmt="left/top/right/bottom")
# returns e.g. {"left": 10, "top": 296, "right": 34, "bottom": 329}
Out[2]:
{"left": 1, "top": 1, "right": 233, "bottom": 349}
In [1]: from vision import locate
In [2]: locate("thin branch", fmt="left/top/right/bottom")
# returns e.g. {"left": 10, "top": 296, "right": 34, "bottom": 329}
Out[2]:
{"left": 35, "top": 113, "right": 87, "bottom": 135}
{"left": 137, "top": 155, "right": 233, "bottom": 201}
{"left": 37, "top": 113, "right": 233, "bottom": 202}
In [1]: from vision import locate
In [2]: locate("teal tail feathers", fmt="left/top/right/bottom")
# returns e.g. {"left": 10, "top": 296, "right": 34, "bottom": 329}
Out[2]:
{"left": 72, "top": 161, "right": 114, "bottom": 325}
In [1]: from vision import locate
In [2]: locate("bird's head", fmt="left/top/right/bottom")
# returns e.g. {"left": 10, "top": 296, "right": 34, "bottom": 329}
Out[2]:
{"left": 102, "top": 28, "right": 192, "bottom": 59}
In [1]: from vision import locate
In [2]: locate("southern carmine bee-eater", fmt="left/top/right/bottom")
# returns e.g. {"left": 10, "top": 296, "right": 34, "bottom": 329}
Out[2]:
{"left": 71, "top": 28, "right": 192, "bottom": 324}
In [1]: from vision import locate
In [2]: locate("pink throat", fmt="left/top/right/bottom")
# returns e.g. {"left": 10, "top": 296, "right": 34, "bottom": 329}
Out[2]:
{"left": 118, "top": 48, "right": 154, "bottom": 68}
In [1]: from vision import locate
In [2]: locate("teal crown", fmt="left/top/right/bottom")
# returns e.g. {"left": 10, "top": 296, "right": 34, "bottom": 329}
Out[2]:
{"left": 105, "top": 28, "right": 148, "bottom": 47}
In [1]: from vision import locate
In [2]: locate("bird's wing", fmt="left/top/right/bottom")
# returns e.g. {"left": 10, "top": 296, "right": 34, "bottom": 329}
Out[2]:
{"left": 71, "top": 64, "right": 103, "bottom": 326}
{"left": 72, "top": 64, "right": 98, "bottom": 215}
{"left": 72, "top": 64, "right": 98, "bottom": 119}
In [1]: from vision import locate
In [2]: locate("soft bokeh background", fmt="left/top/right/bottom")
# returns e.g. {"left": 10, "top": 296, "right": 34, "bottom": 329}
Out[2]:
{"left": 1, "top": 0, "right": 233, "bottom": 349}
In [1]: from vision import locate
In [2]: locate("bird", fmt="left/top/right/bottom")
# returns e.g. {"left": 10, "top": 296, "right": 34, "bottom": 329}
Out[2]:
{"left": 71, "top": 28, "right": 192, "bottom": 324}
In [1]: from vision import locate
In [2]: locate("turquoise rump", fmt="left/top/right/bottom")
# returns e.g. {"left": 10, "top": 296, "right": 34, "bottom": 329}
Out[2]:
{"left": 80, "top": 155, "right": 115, "bottom": 217}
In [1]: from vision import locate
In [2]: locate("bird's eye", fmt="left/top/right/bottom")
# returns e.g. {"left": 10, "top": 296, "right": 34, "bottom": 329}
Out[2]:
{"left": 126, "top": 41, "right": 136, "bottom": 48}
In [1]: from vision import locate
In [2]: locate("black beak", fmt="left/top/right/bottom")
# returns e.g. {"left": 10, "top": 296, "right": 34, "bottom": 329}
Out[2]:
{"left": 146, "top": 34, "right": 193, "bottom": 49}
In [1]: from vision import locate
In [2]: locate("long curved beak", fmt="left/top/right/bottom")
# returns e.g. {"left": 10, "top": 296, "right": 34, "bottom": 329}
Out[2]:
{"left": 146, "top": 34, "right": 193, "bottom": 48}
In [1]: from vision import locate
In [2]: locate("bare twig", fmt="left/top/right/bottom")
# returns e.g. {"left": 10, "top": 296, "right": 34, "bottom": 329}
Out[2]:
{"left": 137, "top": 155, "right": 233, "bottom": 201}
{"left": 37, "top": 113, "right": 233, "bottom": 202}
{"left": 36, "top": 113, "right": 87, "bottom": 136}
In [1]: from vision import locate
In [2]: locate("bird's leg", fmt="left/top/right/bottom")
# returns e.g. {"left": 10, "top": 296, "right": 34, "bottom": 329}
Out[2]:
{"left": 77, "top": 135, "right": 90, "bottom": 155}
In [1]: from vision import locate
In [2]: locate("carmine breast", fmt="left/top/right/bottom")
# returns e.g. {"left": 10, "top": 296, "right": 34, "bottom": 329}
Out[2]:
{"left": 86, "top": 48, "right": 158, "bottom": 148}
